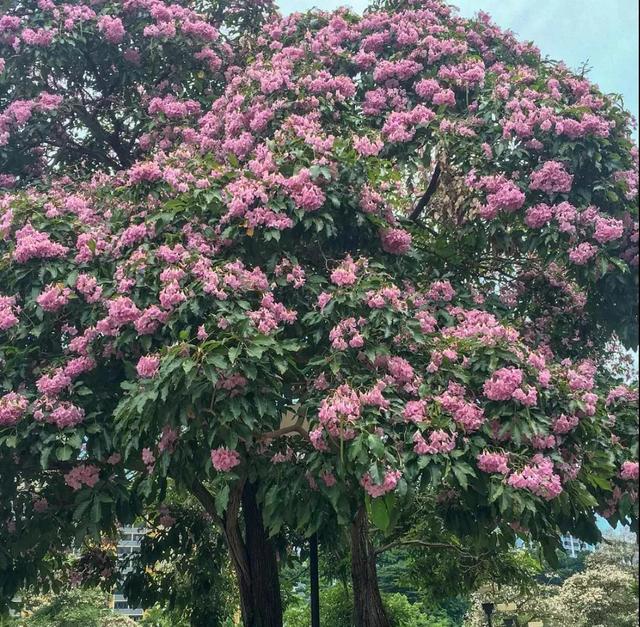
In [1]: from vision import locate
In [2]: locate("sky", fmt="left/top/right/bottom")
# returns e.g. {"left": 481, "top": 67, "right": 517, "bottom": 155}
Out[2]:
{"left": 278, "top": 0, "right": 639, "bottom": 122}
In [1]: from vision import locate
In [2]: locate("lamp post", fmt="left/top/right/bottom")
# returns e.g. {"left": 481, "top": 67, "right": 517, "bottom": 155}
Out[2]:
{"left": 482, "top": 602, "right": 496, "bottom": 627}
{"left": 310, "top": 533, "right": 320, "bottom": 627}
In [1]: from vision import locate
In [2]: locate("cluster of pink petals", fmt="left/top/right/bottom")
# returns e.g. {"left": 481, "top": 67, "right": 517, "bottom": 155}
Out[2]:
{"left": 318, "top": 384, "right": 361, "bottom": 439}
{"left": 330, "top": 255, "right": 360, "bottom": 287}
{"left": 0, "top": 392, "right": 29, "bottom": 426}
{"left": 477, "top": 451, "right": 510, "bottom": 474}
{"left": 380, "top": 228, "right": 412, "bottom": 255}
{"left": 211, "top": 447, "right": 241, "bottom": 472}
{"left": 13, "top": 224, "right": 69, "bottom": 263}
{"left": 484, "top": 368, "right": 537, "bottom": 406}
{"left": 361, "top": 469, "right": 402, "bottom": 498}
{"left": 507, "top": 455, "right": 563, "bottom": 500}
{"left": 137, "top": 355, "right": 161, "bottom": 379}
{"left": 97, "top": 15, "right": 125, "bottom": 44}
{"left": 435, "top": 383, "right": 485, "bottom": 432}
{"left": 620, "top": 461, "right": 639, "bottom": 481}
{"left": 37, "top": 284, "right": 72, "bottom": 312}
{"left": 330, "top": 317, "right": 365, "bottom": 350}
{"left": 414, "top": 429, "right": 456, "bottom": 455}
{"left": 0, "top": 295, "right": 20, "bottom": 330}
{"left": 64, "top": 464, "right": 100, "bottom": 491}
{"left": 247, "top": 293, "right": 297, "bottom": 334}
{"left": 403, "top": 399, "right": 428, "bottom": 424}
{"left": 529, "top": 160, "right": 574, "bottom": 194}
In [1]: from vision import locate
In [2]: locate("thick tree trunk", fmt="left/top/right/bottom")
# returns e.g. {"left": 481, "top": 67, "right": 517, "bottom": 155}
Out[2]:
{"left": 240, "top": 480, "right": 283, "bottom": 627}
{"left": 191, "top": 478, "right": 283, "bottom": 627}
{"left": 350, "top": 506, "right": 391, "bottom": 627}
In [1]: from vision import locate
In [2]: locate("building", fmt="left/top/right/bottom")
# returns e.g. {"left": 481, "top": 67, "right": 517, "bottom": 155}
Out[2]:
{"left": 110, "top": 525, "right": 147, "bottom": 622}
{"left": 560, "top": 534, "right": 596, "bottom": 558}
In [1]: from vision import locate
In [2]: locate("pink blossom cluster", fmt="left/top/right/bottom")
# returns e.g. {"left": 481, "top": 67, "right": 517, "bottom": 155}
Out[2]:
{"left": 36, "top": 284, "right": 72, "bottom": 312}
{"left": 413, "top": 429, "right": 456, "bottom": 455}
{"left": 467, "top": 172, "right": 525, "bottom": 220}
{"left": 318, "top": 385, "right": 361, "bottom": 439}
{"left": 76, "top": 274, "right": 103, "bottom": 303}
{"left": 211, "top": 447, "right": 241, "bottom": 472}
{"left": 380, "top": 228, "right": 412, "bottom": 255}
{"left": 0, "top": 392, "right": 29, "bottom": 427}
{"left": 568, "top": 242, "right": 598, "bottom": 265}
{"left": 381, "top": 105, "right": 435, "bottom": 142}
{"left": 508, "top": 455, "right": 563, "bottom": 500}
{"left": 0, "top": 295, "right": 19, "bottom": 330}
{"left": 353, "top": 135, "right": 383, "bottom": 157}
{"left": 620, "top": 461, "right": 639, "bottom": 481}
{"left": 64, "top": 464, "right": 100, "bottom": 491}
{"left": 366, "top": 285, "right": 405, "bottom": 311}
{"left": 148, "top": 95, "right": 201, "bottom": 119}
{"left": 529, "top": 160, "right": 573, "bottom": 194}
{"left": 97, "top": 15, "right": 125, "bottom": 44}
{"left": 274, "top": 259, "right": 306, "bottom": 288}
{"left": 426, "top": 280, "right": 456, "bottom": 302}
{"left": 247, "top": 293, "right": 297, "bottom": 334}
{"left": 33, "top": 399, "right": 85, "bottom": 428}
{"left": 12, "top": 224, "right": 69, "bottom": 263}
{"left": 435, "top": 382, "right": 485, "bottom": 432}
{"left": 330, "top": 255, "right": 360, "bottom": 287}
{"left": 329, "top": 317, "right": 365, "bottom": 350}
{"left": 484, "top": 368, "right": 537, "bottom": 406}
{"left": 360, "top": 469, "right": 402, "bottom": 498}
{"left": 477, "top": 451, "right": 510, "bottom": 474}
{"left": 403, "top": 399, "right": 428, "bottom": 424}
{"left": 137, "top": 355, "right": 161, "bottom": 379}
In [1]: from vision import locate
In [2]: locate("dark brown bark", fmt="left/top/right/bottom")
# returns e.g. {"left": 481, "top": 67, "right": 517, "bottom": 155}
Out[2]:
{"left": 350, "top": 506, "right": 391, "bottom": 627}
{"left": 190, "top": 479, "right": 283, "bottom": 627}
{"left": 240, "top": 480, "right": 283, "bottom": 627}
{"left": 410, "top": 162, "right": 442, "bottom": 222}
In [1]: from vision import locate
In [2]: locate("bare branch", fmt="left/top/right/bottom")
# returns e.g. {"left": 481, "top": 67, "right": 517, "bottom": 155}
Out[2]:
{"left": 410, "top": 162, "right": 442, "bottom": 222}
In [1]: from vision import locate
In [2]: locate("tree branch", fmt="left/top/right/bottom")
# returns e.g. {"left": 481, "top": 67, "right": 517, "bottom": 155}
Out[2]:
{"left": 260, "top": 416, "right": 309, "bottom": 442}
{"left": 375, "top": 539, "right": 466, "bottom": 556}
{"left": 410, "top": 162, "right": 442, "bottom": 222}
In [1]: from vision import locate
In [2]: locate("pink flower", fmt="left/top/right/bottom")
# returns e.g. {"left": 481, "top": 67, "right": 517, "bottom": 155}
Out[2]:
{"left": 553, "top": 414, "right": 580, "bottom": 435}
{"left": 568, "top": 243, "right": 598, "bottom": 265}
{"left": 483, "top": 368, "right": 524, "bottom": 401}
{"left": 330, "top": 255, "right": 359, "bottom": 286}
{"left": 64, "top": 465, "right": 100, "bottom": 491}
{"left": 477, "top": 451, "right": 510, "bottom": 475}
{"left": 37, "top": 284, "right": 72, "bottom": 312}
{"left": 0, "top": 295, "right": 20, "bottom": 330}
{"left": 414, "top": 430, "right": 456, "bottom": 455}
{"left": 97, "top": 15, "right": 125, "bottom": 44}
{"left": 381, "top": 228, "right": 412, "bottom": 255}
{"left": 507, "top": 455, "right": 563, "bottom": 500}
{"left": 387, "top": 356, "right": 414, "bottom": 385}
{"left": 137, "top": 355, "right": 160, "bottom": 379}
{"left": 211, "top": 447, "right": 241, "bottom": 472}
{"left": 13, "top": 224, "right": 68, "bottom": 263}
{"left": 353, "top": 135, "right": 383, "bottom": 157}
{"left": 525, "top": 203, "right": 554, "bottom": 228}
{"left": 403, "top": 400, "right": 427, "bottom": 424}
{"left": 620, "top": 461, "right": 639, "bottom": 481}
{"left": 593, "top": 216, "right": 624, "bottom": 244}
{"left": 361, "top": 469, "right": 402, "bottom": 498}
{"left": 0, "top": 392, "right": 29, "bottom": 426}
{"left": 529, "top": 161, "right": 573, "bottom": 194}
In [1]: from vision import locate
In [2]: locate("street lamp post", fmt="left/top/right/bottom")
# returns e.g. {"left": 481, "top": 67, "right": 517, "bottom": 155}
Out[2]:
{"left": 310, "top": 533, "right": 320, "bottom": 627}
{"left": 482, "top": 602, "right": 496, "bottom": 627}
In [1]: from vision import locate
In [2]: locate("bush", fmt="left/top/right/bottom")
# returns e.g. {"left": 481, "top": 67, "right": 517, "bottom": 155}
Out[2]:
{"left": 283, "top": 585, "right": 452, "bottom": 627}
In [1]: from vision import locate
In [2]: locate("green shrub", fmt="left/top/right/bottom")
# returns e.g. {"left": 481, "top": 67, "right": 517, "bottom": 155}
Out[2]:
{"left": 283, "top": 585, "right": 452, "bottom": 627}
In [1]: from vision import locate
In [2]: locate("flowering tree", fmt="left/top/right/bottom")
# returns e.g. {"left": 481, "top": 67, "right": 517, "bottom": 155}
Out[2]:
{"left": 0, "top": 1, "right": 638, "bottom": 626}
{"left": 0, "top": 0, "right": 276, "bottom": 186}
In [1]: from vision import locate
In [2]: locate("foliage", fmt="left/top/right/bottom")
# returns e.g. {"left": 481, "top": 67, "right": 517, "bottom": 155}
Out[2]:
{"left": 464, "top": 538, "right": 639, "bottom": 626}
{"left": 283, "top": 585, "right": 450, "bottom": 627}
{"left": 11, "top": 587, "right": 137, "bottom": 627}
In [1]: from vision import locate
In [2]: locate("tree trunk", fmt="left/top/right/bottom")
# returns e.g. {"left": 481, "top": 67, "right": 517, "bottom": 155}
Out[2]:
{"left": 190, "top": 478, "right": 283, "bottom": 627}
{"left": 350, "top": 506, "right": 390, "bottom": 627}
{"left": 240, "top": 480, "right": 283, "bottom": 627}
